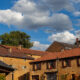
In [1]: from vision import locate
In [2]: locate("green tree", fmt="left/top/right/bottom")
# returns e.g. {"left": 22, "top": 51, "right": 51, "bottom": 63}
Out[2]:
{"left": 0, "top": 31, "right": 33, "bottom": 48}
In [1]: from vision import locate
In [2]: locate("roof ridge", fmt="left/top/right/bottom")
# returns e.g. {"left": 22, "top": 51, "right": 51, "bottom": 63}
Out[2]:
{"left": 31, "top": 47, "right": 80, "bottom": 63}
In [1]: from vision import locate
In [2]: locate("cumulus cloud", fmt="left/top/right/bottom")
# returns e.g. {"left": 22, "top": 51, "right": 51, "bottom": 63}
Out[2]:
{"left": 19, "top": 13, "right": 73, "bottom": 31}
{"left": 32, "top": 41, "right": 49, "bottom": 51}
{"left": 72, "top": 0, "right": 80, "bottom": 3}
{"left": 48, "top": 31, "right": 76, "bottom": 44}
{"left": 75, "top": 30, "right": 80, "bottom": 38}
{"left": 12, "top": 0, "right": 74, "bottom": 12}
{"left": 0, "top": 9, "right": 23, "bottom": 26}
{"left": 73, "top": 11, "right": 80, "bottom": 16}
{"left": 0, "top": 8, "right": 73, "bottom": 32}
{"left": 37, "top": 0, "right": 74, "bottom": 11}
{"left": 0, "top": 0, "right": 74, "bottom": 32}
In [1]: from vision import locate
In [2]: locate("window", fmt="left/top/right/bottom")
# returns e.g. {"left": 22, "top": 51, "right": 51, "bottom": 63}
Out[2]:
{"left": 32, "top": 63, "right": 41, "bottom": 71}
{"left": 9, "top": 65, "right": 16, "bottom": 68}
{"left": 24, "top": 59, "right": 26, "bottom": 61}
{"left": 22, "top": 66, "right": 26, "bottom": 69}
{"left": 33, "top": 64, "right": 35, "bottom": 71}
{"left": 62, "top": 59, "right": 71, "bottom": 68}
{"left": 46, "top": 61, "right": 56, "bottom": 69}
{"left": 36, "top": 63, "right": 41, "bottom": 70}
{"left": 9, "top": 65, "right": 13, "bottom": 67}
{"left": 77, "top": 58, "right": 80, "bottom": 66}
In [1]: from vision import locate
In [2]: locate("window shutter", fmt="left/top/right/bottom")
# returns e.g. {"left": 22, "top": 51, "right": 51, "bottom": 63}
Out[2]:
{"left": 39, "top": 63, "right": 41, "bottom": 70}
{"left": 62, "top": 60, "right": 67, "bottom": 68}
{"left": 53, "top": 61, "right": 56, "bottom": 68}
{"left": 46, "top": 62, "right": 49, "bottom": 69}
{"left": 62, "top": 60, "right": 64, "bottom": 68}
{"left": 33, "top": 64, "right": 35, "bottom": 71}
{"left": 67, "top": 60, "right": 71, "bottom": 67}
{"left": 77, "top": 58, "right": 80, "bottom": 66}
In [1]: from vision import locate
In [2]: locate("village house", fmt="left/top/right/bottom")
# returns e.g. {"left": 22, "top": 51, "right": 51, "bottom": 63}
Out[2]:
{"left": 0, "top": 45, "right": 47, "bottom": 80}
{"left": 30, "top": 47, "right": 80, "bottom": 80}
{"left": 0, "top": 38, "right": 80, "bottom": 80}
{"left": 46, "top": 38, "right": 80, "bottom": 53}
{"left": 0, "top": 60, "right": 14, "bottom": 80}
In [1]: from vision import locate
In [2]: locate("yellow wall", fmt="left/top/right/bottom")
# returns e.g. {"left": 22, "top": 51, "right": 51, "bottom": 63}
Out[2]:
{"left": 30, "top": 58, "right": 80, "bottom": 80}
{"left": 26, "top": 54, "right": 41, "bottom": 59}
{"left": 0, "top": 56, "right": 32, "bottom": 80}
{"left": 0, "top": 53, "right": 42, "bottom": 80}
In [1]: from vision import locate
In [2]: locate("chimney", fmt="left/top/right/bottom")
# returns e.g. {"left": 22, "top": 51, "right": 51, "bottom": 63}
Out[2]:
{"left": 76, "top": 38, "right": 79, "bottom": 43}
{"left": 76, "top": 38, "right": 79, "bottom": 45}
{"left": 9, "top": 48, "right": 12, "bottom": 53}
{"left": 61, "top": 49, "right": 64, "bottom": 52}
{"left": 18, "top": 45, "right": 22, "bottom": 50}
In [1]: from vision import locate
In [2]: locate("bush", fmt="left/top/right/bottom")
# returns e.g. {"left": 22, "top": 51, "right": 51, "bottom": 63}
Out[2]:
{"left": 0, "top": 74, "right": 5, "bottom": 80}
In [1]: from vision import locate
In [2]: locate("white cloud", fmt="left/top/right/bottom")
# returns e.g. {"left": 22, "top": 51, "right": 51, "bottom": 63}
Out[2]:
{"left": 19, "top": 13, "right": 73, "bottom": 32}
{"left": 73, "top": 11, "right": 80, "bottom": 16}
{"left": 12, "top": 0, "right": 74, "bottom": 13}
{"left": 0, "top": 0, "right": 73, "bottom": 32}
{"left": 75, "top": 30, "right": 80, "bottom": 38}
{"left": 72, "top": 0, "right": 80, "bottom": 3}
{"left": 39, "top": 0, "right": 74, "bottom": 11}
{"left": 32, "top": 41, "right": 49, "bottom": 51}
{"left": 0, "top": 9, "right": 23, "bottom": 26}
{"left": 0, "top": 0, "right": 78, "bottom": 32}
{"left": 48, "top": 31, "right": 76, "bottom": 44}
{"left": 0, "top": 8, "right": 73, "bottom": 32}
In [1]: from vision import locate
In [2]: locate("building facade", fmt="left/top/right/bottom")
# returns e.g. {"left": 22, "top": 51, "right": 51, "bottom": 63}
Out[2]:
{"left": 0, "top": 45, "right": 47, "bottom": 80}
{"left": 30, "top": 48, "right": 80, "bottom": 80}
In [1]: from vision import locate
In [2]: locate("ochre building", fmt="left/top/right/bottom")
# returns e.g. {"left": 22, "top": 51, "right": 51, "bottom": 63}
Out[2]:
{"left": 0, "top": 45, "right": 47, "bottom": 80}
{"left": 30, "top": 48, "right": 80, "bottom": 80}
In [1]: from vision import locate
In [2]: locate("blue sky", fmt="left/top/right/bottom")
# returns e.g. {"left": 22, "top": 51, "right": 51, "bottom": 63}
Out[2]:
{"left": 0, "top": 0, "right": 80, "bottom": 50}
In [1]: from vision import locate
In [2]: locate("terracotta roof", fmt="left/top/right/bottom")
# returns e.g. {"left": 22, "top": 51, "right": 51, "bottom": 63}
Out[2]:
{"left": 46, "top": 41, "right": 76, "bottom": 52}
{"left": 0, "top": 46, "right": 34, "bottom": 60}
{"left": 0, "top": 45, "right": 48, "bottom": 56}
{"left": 0, "top": 45, "right": 49, "bottom": 59}
{"left": 31, "top": 47, "right": 80, "bottom": 63}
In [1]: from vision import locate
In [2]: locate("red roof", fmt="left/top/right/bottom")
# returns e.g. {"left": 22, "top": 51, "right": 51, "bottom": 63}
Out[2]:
{"left": 0, "top": 45, "right": 34, "bottom": 59}
{"left": 0, "top": 45, "right": 49, "bottom": 56}
{"left": 31, "top": 48, "right": 80, "bottom": 63}
{"left": 0, "top": 45, "right": 50, "bottom": 59}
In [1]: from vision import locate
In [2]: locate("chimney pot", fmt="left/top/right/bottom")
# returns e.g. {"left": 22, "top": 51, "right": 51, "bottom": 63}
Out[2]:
{"left": 18, "top": 45, "right": 22, "bottom": 50}
{"left": 9, "top": 48, "right": 12, "bottom": 53}
{"left": 76, "top": 38, "right": 79, "bottom": 43}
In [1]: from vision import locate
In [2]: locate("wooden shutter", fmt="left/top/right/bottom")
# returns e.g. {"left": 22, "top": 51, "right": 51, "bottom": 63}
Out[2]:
{"left": 68, "top": 60, "right": 71, "bottom": 67}
{"left": 77, "top": 58, "right": 80, "bottom": 67}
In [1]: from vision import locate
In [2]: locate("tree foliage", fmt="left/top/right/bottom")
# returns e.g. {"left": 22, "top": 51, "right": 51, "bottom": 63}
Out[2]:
{"left": 0, "top": 31, "right": 33, "bottom": 48}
